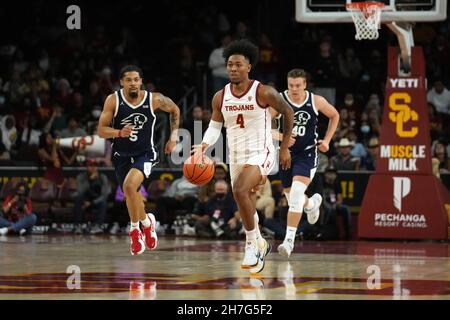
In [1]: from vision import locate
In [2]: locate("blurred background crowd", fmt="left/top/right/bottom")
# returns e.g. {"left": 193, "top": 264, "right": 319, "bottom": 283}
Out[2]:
{"left": 0, "top": 0, "right": 448, "bottom": 239}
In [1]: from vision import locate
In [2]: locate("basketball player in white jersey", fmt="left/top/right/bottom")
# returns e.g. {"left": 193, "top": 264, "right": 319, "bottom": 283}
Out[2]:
{"left": 271, "top": 69, "right": 339, "bottom": 258}
{"left": 98, "top": 65, "right": 180, "bottom": 256}
{"left": 194, "top": 40, "right": 294, "bottom": 274}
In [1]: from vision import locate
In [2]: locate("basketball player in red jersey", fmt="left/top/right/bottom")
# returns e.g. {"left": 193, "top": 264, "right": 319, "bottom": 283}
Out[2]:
{"left": 194, "top": 40, "right": 294, "bottom": 274}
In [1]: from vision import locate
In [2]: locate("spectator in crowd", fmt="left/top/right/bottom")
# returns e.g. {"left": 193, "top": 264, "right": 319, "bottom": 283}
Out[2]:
{"left": 312, "top": 38, "right": 338, "bottom": 105}
{"left": 184, "top": 105, "right": 205, "bottom": 142}
{"left": 365, "top": 93, "right": 382, "bottom": 115}
{"left": 338, "top": 48, "right": 362, "bottom": 92}
{"left": 339, "top": 93, "right": 359, "bottom": 128}
{"left": 427, "top": 79, "right": 450, "bottom": 115}
{"left": 73, "top": 159, "right": 111, "bottom": 234}
{"left": 428, "top": 103, "right": 444, "bottom": 142}
{"left": 19, "top": 113, "right": 42, "bottom": 148}
{"left": 348, "top": 129, "right": 367, "bottom": 159}
{"left": 432, "top": 140, "right": 450, "bottom": 173}
{"left": 44, "top": 104, "right": 67, "bottom": 136}
{"left": 0, "top": 115, "right": 18, "bottom": 159}
{"left": 255, "top": 179, "right": 275, "bottom": 221}
{"left": 37, "top": 132, "right": 67, "bottom": 187}
{"left": 60, "top": 116, "right": 87, "bottom": 138}
{"left": 197, "top": 162, "right": 229, "bottom": 203}
{"left": 83, "top": 80, "right": 105, "bottom": 111}
{"left": 330, "top": 137, "right": 360, "bottom": 171}
{"left": 358, "top": 111, "right": 372, "bottom": 141}
{"left": 367, "top": 108, "right": 382, "bottom": 137}
{"left": 0, "top": 180, "right": 37, "bottom": 236}
{"left": 54, "top": 78, "right": 73, "bottom": 110}
{"left": 155, "top": 175, "right": 199, "bottom": 231}
{"left": 208, "top": 34, "right": 232, "bottom": 93}
{"left": 318, "top": 165, "right": 352, "bottom": 240}
{"left": 335, "top": 108, "right": 353, "bottom": 140}
{"left": 255, "top": 33, "right": 280, "bottom": 84}
{"left": 361, "top": 136, "right": 379, "bottom": 171}
{"left": 192, "top": 179, "right": 241, "bottom": 239}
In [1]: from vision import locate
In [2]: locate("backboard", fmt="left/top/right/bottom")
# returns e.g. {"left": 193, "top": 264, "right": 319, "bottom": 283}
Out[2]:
{"left": 296, "top": 0, "right": 447, "bottom": 23}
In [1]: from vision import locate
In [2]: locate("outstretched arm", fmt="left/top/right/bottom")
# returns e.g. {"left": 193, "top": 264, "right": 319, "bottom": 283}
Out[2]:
{"left": 314, "top": 95, "right": 340, "bottom": 153}
{"left": 259, "top": 85, "right": 294, "bottom": 169}
{"left": 153, "top": 93, "right": 181, "bottom": 154}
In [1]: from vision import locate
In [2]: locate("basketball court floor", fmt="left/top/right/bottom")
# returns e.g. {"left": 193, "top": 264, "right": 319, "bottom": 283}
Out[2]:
{"left": 0, "top": 235, "right": 448, "bottom": 300}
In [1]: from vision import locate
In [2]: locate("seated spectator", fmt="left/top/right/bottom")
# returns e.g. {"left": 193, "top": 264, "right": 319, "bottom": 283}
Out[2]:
{"left": 361, "top": 137, "right": 379, "bottom": 170}
{"left": 255, "top": 179, "right": 275, "bottom": 220}
{"left": 432, "top": 140, "right": 450, "bottom": 173}
{"left": 330, "top": 138, "right": 360, "bottom": 171}
{"left": 192, "top": 180, "right": 241, "bottom": 239}
{"left": 0, "top": 114, "right": 18, "bottom": 159}
{"left": 348, "top": 129, "right": 367, "bottom": 159}
{"left": 427, "top": 79, "right": 450, "bottom": 115}
{"left": 317, "top": 166, "right": 352, "bottom": 240}
{"left": 184, "top": 105, "right": 205, "bottom": 141}
{"left": 428, "top": 103, "right": 444, "bottom": 142}
{"left": 197, "top": 162, "right": 229, "bottom": 203}
{"left": 60, "top": 116, "right": 87, "bottom": 138}
{"left": 155, "top": 175, "right": 199, "bottom": 231}
{"left": 37, "top": 132, "right": 66, "bottom": 187}
{"left": 208, "top": 34, "right": 232, "bottom": 93}
{"left": 0, "top": 180, "right": 37, "bottom": 236}
{"left": 73, "top": 159, "right": 111, "bottom": 234}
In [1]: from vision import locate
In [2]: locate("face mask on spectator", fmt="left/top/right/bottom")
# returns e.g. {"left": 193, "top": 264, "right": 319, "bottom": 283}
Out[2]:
{"left": 92, "top": 110, "right": 101, "bottom": 119}
{"left": 360, "top": 125, "right": 370, "bottom": 134}
{"left": 216, "top": 192, "right": 226, "bottom": 199}
{"left": 344, "top": 98, "right": 354, "bottom": 106}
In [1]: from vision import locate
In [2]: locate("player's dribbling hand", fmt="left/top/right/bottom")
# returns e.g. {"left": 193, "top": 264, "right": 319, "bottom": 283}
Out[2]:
{"left": 118, "top": 125, "right": 134, "bottom": 138}
{"left": 164, "top": 140, "right": 177, "bottom": 154}
{"left": 191, "top": 143, "right": 208, "bottom": 155}
{"left": 279, "top": 147, "right": 291, "bottom": 170}
{"left": 317, "top": 139, "right": 329, "bottom": 153}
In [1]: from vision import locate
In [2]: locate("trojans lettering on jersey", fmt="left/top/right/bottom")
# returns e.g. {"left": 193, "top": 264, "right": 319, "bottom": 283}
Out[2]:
{"left": 221, "top": 80, "right": 274, "bottom": 164}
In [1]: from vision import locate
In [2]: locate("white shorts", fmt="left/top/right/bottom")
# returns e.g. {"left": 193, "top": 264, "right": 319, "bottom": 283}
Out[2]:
{"left": 229, "top": 146, "right": 276, "bottom": 189}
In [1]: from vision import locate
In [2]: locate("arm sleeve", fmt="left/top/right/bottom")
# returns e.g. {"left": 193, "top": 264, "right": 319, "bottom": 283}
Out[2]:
{"left": 202, "top": 120, "right": 223, "bottom": 146}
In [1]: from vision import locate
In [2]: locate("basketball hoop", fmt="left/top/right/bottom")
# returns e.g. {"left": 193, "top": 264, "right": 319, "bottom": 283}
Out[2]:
{"left": 346, "top": 2, "right": 385, "bottom": 40}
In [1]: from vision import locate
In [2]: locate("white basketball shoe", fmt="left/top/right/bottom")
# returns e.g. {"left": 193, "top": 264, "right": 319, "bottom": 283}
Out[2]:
{"left": 304, "top": 193, "right": 322, "bottom": 225}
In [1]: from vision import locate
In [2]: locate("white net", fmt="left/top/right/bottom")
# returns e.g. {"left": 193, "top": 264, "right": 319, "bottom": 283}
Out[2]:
{"left": 347, "top": 3, "right": 384, "bottom": 40}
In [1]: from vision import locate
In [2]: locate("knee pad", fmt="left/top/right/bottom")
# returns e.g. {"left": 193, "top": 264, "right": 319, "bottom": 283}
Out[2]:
{"left": 288, "top": 181, "right": 307, "bottom": 213}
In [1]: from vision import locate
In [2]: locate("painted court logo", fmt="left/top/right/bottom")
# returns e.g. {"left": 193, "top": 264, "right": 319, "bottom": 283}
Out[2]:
{"left": 393, "top": 177, "right": 410, "bottom": 212}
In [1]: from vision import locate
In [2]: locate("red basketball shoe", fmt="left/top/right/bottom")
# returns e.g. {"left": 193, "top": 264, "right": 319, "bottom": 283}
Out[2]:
{"left": 129, "top": 228, "right": 145, "bottom": 256}
{"left": 142, "top": 213, "right": 158, "bottom": 251}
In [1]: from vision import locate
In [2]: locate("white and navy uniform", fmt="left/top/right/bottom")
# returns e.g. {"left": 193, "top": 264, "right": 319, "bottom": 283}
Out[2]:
{"left": 278, "top": 90, "right": 319, "bottom": 188}
{"left": 221, "top": 80, "right": 276, "bottom": 188}
{"left": 111, "top": 89, "right": 158, "bottom": 187}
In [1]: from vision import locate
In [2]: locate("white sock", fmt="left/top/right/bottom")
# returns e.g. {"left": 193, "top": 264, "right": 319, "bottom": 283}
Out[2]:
{"left": 284, "top": 226, "right": 297, "bottom": 243}
{"left": 0, "top": 227, "right": 8, "bottom": 236}
{"left": 140, "top": 215, "right": 151, "bottom": 228}
{"left": 253, "top": 212, "right": 265, "bottom": 247}
{"left": 304, "top": 196, "right": 314, "bottom": 210}
{"left": 130, "top": 222, "right": 140, "bottom": 232}
{"left": 245, "top": 228, "right": 257, "bottom": 244}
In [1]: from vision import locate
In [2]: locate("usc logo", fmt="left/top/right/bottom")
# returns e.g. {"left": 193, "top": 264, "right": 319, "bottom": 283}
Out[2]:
{"left": 388, "top": 93, "right": 418, "bottom": 138}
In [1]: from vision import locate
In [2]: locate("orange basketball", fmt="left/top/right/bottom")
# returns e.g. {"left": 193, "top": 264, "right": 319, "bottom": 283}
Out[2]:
{"left": 183, "top": 153, "right": 215, "bottom": 186}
